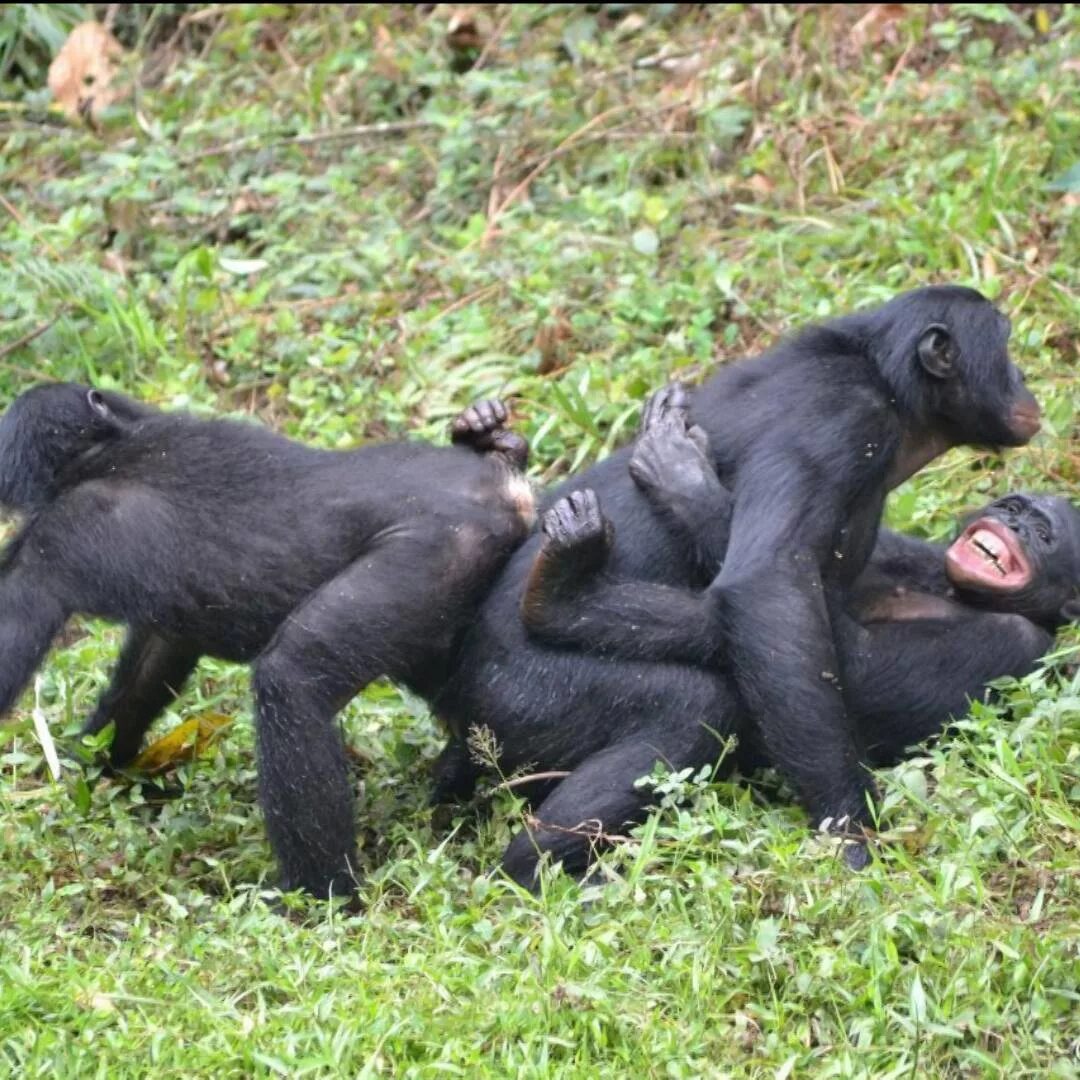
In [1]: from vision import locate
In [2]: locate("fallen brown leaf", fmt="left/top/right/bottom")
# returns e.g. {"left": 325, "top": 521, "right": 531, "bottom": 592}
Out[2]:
{"left": 47, "top": 21, "right": 126, "bottom": 122}
{"left": 849, "top": 4, "right": 906, "bottom": 51}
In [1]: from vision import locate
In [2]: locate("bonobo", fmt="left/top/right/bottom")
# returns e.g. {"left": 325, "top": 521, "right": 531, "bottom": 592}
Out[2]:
{"left": 435, "top": 391, "right": 1075, "bottom": 885}
{"left": 525, "top": 388, "right": 1079, "bottom": 760}
{"left": 432, "top": 286, "right": 1042, "bottom": 886}
{"left": 0, "top": 384, "right": 534, "bottom": 898}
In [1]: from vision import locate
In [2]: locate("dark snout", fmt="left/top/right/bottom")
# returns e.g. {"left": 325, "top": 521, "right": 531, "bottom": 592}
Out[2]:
{"left": 1005, "top": 386, "right": 1041, "bottom": 445}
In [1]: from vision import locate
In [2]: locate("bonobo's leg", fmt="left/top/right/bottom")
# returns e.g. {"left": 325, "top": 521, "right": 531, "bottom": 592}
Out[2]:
{"left": 0, "top": 564, "right": 68, "bottom": 716}
{"left": 522, "top": 490, "right": 724, "bottom": 664}
{"left": 80, "top": 628, "right": 201, "bottom": 766}
{"left": 521, "top": 383, "right": 728, "bottom": 661}
{"left": 501, "top": 719, "right": 729, "bottom": 890}
{"left": 522, "top": 385, "right": 734, "bottom": 663}
{"left": 252, "top": 532, "right": 459, "bottom": 898}
{"left": 718, "top": 563, "right": 876, "bottom": 866}
{"left": 451, "top": 398, "right": 529, "bottom": 471}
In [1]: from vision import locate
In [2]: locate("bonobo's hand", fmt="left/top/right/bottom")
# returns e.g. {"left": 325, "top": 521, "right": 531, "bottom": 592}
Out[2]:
{"left": 451, "top": 398, "right": 528, "bottom": 471}
{"left": 629, "top": 383, "right": 723, "bottom": 519}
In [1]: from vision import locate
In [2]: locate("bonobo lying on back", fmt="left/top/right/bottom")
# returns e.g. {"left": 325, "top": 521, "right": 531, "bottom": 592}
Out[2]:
{"left": 433, "top": 285, "right": 1042, "bottom": 883}
{"left": 0, "top": 384, "right": 534, "bottom": 899}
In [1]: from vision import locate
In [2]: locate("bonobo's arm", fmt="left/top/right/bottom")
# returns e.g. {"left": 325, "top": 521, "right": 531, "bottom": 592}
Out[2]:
{"left": 705, "top": 423, "right": 893, "bottom": 844}
{"left": 843, "top": 606, "right": 1054, "bottom": 766}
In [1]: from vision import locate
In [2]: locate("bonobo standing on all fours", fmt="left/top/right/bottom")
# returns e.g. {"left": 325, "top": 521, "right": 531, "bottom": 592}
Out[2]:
{"left": 434, "top": 285, "right": 1047, "bottom": 885}
{"left": 0, "top": 385, "right": 534, "bottom": 899}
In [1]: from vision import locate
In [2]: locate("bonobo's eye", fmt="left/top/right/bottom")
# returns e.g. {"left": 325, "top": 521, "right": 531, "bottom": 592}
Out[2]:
{"left": 1035, "top": 522, "right": 1052, "bottom": 544}
{"left": 87, "top": 389, "right": 110, "bottom": 419}
{"left": 995, "top": 495, "right": 1026, "bottom": 517}
{"left": 916, "top": 324, "right": 956, "bottom": 379}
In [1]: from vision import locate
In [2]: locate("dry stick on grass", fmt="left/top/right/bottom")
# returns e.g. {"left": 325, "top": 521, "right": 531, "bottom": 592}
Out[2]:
{"left": 479, "top": 105, "right": 632, "bottom": 248}
{"left": 478, "top": 102, "right": 693, "bottom": 248}
{"left": 428, "top": 282, "right": 503, "bottom": 325}
{"left": 471, "top": 9, "right": 515, "bottom": 72}
{"left": 0, "top": 192, "right": 63, "bottom": 261}
{"left": 494, "top": 771, "right": 572, "bottom": 792}
{"left": 0, "top": 315, "right": 63, "bottom": 364}
{"left": 181, "top": 118, "right": 441, "bottom": 164}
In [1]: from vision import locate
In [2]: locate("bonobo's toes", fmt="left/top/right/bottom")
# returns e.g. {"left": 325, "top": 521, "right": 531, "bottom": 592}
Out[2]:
{"left": 640, "top": 382, "right": 691, "bottom": 434}
{"left": 487, "top": 429, "right": 529, "bottom": 472}
{"left": 451, "top": 398, "right": 510, "bottom": 445}
{"left": 686, "top": 423, "right": 712, "bottom": 459}
{"left": 541, "top": 489, "right": 606, "bottom": 551}
{"left": 843, "top": 839, "right": 872, "bottom": 871}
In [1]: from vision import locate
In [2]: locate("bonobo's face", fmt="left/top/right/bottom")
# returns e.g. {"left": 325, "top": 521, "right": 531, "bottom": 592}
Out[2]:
{"left": 945, "top": 492, "right": 1080, "bottom": 627}
{"left": 0, "top": 382, "right": 152, "bottom": 510}
{"left": 906, "top": 287, "right": 1041, "bottom": 449}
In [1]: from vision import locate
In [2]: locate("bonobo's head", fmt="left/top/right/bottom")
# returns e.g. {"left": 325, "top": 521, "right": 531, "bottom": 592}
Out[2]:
{"left": 872, "top": 285, "right": 1041, "bottom": 449}
{"left": 945, "top": 492, "right": 1080, "bottom": 628}
{"left": 0, "top": 383, "right": 152, "bottom": 511}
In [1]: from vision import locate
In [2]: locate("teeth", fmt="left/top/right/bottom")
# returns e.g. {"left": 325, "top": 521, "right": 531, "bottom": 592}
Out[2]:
{"left": 972, "top": 529, "right": 1003, "bottom": 559}
{"left": 970, "top": 529, "right": 1008, "bottom": 576}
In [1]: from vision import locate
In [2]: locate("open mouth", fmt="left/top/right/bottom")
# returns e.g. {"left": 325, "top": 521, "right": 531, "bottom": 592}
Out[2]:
{"left": 945, "top": 516, "right": 1032, "bottom": 592}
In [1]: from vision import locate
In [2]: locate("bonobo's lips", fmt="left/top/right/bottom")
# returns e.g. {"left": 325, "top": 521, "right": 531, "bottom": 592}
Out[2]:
{"left": 1008, "top": 401, "right": 1042, "bottom": 443}
{"left": 945, "top": 517, "right": 1032, "bottom": 592}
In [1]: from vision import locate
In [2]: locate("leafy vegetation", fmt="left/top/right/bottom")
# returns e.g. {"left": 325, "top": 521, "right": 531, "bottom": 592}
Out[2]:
{"left": 1, "top": 5, "right": 1078, "bottom": 1076}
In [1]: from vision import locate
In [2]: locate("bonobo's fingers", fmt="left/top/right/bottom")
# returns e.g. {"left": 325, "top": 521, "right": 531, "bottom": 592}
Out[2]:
{"left": 487, "top": 429, "right": 529, "bottom": 472}
{"left": 686, "top": 424, "right": 712, "bottom": 460}
{"left": 640, "top": 382, "right": 691, "bottom": 435}
{"left": 541, "top": 489, "right": 608, "bottom": 552}
{"left": 451, "top": 398, "right": 509, "bottom": 444}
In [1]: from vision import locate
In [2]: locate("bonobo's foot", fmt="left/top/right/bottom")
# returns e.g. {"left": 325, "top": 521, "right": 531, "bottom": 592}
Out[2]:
{"left": 430, "top": 738, "right": 482, "bottom": 806}
{"left": 629, "top": 383, "right": 722, "bottom": 514}
{"left": 843, "top": 840, "right": 872, "bottom": 871}
{"left": 818, "top": 799, "right": 876, "bottom": 872}
{"left": 535, "top": 489, "right": 612, "bottom": 585}
{"left": 540, "top": 489, "right": 612, "bottom": 573}
{"left": 522, "top": 489, "right": 613, "bottom": 628}
{"left": 451, "top": 398, "right": 529, "bottom": 471}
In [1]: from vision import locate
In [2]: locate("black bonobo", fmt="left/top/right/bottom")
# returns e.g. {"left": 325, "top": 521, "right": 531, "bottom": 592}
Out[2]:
{"left": 433, "top": 286, "right": 1043, "bottom": 886}
{"left": 524, "top": 387, "right": 1078, "bottom": 768}
{"left": 0, "top": 384, "right": 533, "bottom": 899}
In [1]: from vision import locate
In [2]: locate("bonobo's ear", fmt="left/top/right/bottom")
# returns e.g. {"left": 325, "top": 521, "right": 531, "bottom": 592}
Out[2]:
{"left": 917, "top": 324, "right": 956, "bottom": 379}
{"left": 1060, "top": 593, "right": 1080, "bottom": 624}
{"left": 87, "top": 389, "right": 112, "bottom": 419}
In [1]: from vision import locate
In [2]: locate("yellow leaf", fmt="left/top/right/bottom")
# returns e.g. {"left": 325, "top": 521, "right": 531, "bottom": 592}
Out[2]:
{"left": 1035, "top": 9, "right": 1051, "bottom": 35}
{"left": 132, "top": 713, "right": 232, "bottom": 774}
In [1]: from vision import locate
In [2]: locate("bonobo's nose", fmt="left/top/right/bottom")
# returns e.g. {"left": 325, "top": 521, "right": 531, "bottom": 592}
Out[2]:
{"left": 1008, "top": 390, "right": 1041, "bottom": 443}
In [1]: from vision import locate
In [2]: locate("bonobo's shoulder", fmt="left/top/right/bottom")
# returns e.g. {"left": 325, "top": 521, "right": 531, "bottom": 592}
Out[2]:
{"left": 863, "top": 529, "right": 949, "bottom": 593}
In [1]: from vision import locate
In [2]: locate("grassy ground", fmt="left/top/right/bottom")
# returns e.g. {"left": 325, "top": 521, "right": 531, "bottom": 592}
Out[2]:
{"left": 1, "top": 5, "right": 1079, "bottom": 1076}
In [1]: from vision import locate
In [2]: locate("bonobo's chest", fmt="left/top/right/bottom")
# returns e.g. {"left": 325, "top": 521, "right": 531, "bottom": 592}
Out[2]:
{"left": 827, "top": 489, "right": 887, "bottom": 587}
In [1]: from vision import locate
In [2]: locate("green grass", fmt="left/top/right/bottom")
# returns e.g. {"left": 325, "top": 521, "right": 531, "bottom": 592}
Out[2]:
{"left": 1, "top": 5, "right": 1079, "bottom": 1076}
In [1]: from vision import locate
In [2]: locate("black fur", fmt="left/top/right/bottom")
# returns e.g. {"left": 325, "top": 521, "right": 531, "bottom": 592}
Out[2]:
{"left": 0, "top": 384, "right": 533, "bottom": 898}
{"left": 431, "top": 286, "right": 1044, "bottom": 886}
